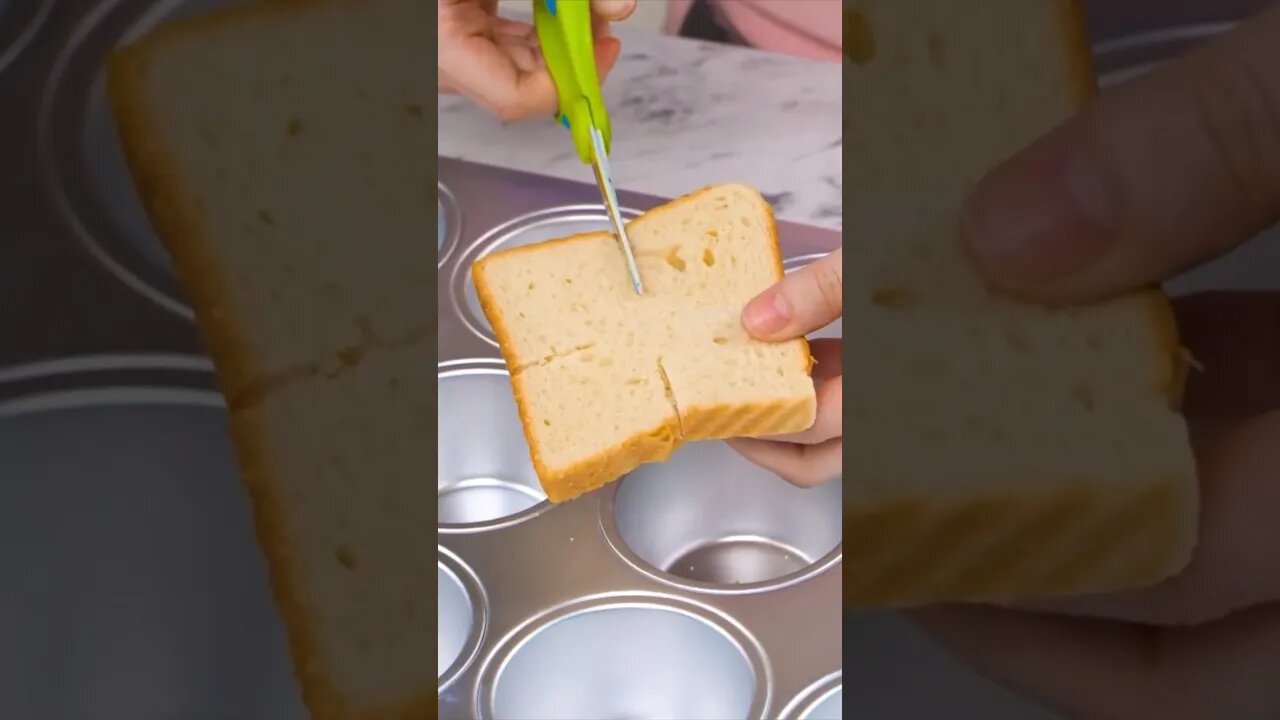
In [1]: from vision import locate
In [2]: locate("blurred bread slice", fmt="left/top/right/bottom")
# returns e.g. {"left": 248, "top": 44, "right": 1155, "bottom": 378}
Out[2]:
{"left": 232, "top": 342, "right": 434, "bottom": 718}
{"left": 474, "top": 184, "right": 817, "bottom": 502}
{"left": 843, "top": 0, "right": 1198, "bottom": 607}
{"left": 105, "top": 1, "right": 437, "bottom": 717}
{"left": 106, "top": 0, "right": 435, "bottom": 403}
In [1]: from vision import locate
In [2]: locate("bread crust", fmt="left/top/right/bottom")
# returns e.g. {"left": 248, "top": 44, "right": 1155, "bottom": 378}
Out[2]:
{"left": 473, "top": 184, "right": 816, "bottom": 503}
{"left": 106, "top": 3, "right": 438, "bottom": 719}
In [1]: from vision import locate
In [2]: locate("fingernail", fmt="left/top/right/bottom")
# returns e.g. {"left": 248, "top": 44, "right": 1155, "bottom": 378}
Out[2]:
{"left": 743, "top": 288, "right": 791, "bottom": 336}
{"left": 963, "top": 131, "right": 1119, "bottom": 283}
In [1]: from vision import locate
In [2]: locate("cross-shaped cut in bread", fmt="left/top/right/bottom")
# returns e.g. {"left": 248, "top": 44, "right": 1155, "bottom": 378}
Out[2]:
{"left": 473, "top": 184, "right": 818, "bottom": 502}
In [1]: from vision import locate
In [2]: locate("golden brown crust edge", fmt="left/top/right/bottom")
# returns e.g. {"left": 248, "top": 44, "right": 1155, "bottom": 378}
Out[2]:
{"left": 472, "top": 184, "right": 816, "bottom": 503}
{"left": 106, "top": 7, "right": 438, "bottom": 719}
{"left": 105, "top": 45, "right": 259, "bottom": 400}
{"left": 229, "top": 406, "right": 440, "bottom": 720}
{"left": 843, "top": 472, "right": 1196, "bottom": 608}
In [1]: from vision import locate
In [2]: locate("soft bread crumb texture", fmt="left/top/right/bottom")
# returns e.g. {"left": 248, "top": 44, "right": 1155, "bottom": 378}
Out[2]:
{"left": 233, "top": 343, "right": 435, "bottom": 716}
{"left": 473, "top": 183, "right": 817, "bottom": 502}
{"left": 843, "top": 0, "right": 1198, "bottom": 608}
{"left": 107, "top": 0, "right": 435, "bottom": 403}
{"left": 104, "top": 1, "right": 440, "bottom": 718}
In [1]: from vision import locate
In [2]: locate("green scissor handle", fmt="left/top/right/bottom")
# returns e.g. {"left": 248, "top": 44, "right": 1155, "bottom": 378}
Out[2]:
{"left": 532, "top": 0, "right": 611, "bottom": 164}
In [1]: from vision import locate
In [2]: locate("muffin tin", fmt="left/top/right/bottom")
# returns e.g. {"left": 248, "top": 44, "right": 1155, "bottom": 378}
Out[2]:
{"left": 436, "top": 156, "right": 843, "bottom": 719}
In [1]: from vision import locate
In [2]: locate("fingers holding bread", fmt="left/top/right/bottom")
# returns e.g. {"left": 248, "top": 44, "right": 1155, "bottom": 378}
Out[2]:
{"left": 743, "top": 249, "right": 843, "bottom": 341}
{"left": 726, "top": 436, "right": 842, "bottom": 488}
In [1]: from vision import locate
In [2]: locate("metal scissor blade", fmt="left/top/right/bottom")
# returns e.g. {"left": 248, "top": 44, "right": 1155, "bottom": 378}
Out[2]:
{"left": 587, "top": 124, "right": 644, "bottom": 295}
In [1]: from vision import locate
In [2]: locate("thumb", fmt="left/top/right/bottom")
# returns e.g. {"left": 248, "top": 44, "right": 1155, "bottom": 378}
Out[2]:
{"left": 962, "top": 5, "right": 1280, "bottom": 303}
{"left": 743, "top": 249, "right": 842, "bottom": 341}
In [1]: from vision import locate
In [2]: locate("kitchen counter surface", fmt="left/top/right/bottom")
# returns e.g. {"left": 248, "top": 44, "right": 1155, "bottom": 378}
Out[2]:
{"left": 438, "top": 24, "right": 842, "bottom": 231}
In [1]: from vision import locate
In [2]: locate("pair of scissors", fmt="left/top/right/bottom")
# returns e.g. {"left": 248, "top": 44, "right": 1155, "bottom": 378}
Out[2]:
{"left": 532, "top": 0, "right": 645, "bottom": 295}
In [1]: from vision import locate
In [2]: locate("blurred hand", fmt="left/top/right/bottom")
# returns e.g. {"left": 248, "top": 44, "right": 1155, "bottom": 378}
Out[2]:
{"left": 438, "top": 0, "right": 635, "bottom": 122}
{"left": 729, "top": 249, "right": 842, "bottom": 487}
{"left": 914, "top": 6, "right": 1280, "bottom": 720}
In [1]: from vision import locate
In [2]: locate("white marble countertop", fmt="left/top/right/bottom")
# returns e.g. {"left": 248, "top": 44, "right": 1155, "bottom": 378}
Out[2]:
{"left": 438, "top": 25, "right": 842, "bottom": 230}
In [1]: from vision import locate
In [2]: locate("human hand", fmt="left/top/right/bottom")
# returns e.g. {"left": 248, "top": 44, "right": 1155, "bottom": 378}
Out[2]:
{"left": 438, "top": 0, "right": 635, "bottom": 122}
{"left": 912, "top": 6, "right": 1280, "bottom": 719}
{"left": 728, "top": 248, "right": 843, "bottom": 487}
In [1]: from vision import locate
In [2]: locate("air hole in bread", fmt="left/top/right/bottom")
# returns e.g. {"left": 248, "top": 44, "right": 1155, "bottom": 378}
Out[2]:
{"left": 845, "top": 9, "right": 876, "bottom": 65}
{"left": 870, "top": 287, "right": 917, "bottom": 309}
{"left": 1071, "top": 384, "right": 1096, "bottom": 412}
{"left": 712, "top": 337, "right": 728, "bottom": 345}
{"left": 337, "top": 346, "right": 362, "bottom": 367}
{"left": 665, "top": 247, "right": 686, "bottom": 271}
{"left": 706, "top": 229, "right": 719, "bottom": 239}
{"left": 702, "top": 248, "right": 715, "bottom": 267}
{"left": 334, "top": 547, "right": 356, "bottom": 570}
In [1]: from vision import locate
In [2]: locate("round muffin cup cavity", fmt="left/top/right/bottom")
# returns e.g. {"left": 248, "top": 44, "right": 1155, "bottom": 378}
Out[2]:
{"left": 438, "top": 547, "right": 487, "bottom": 692}
{"left": 438, "top": 364, "right": 551, "bottom": 531}
{"left": 39, "top": 0, "right": 232, "bottom": 320}
{"left": 777, "top": 670, "right": 843, "bottom": 720}
{"left": 604, "top": 439, "right": 842, "bottom": 593}
{"left": 0, "top": 373, "right": 304, "bottom": 718}
{"left": 477, "top": 595, "right": 770, "bottom": 720}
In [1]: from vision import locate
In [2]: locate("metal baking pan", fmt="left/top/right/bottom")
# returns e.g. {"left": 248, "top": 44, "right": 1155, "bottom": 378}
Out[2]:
{"left": 436, "top": 156, "right": 843, "bottom": 719}
{"left": 0, "top": 356, "right": 307, "bottom": 720}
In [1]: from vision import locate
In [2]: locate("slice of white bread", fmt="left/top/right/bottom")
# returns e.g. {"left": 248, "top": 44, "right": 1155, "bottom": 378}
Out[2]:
{"left": 473, "top": 184, "right": 817, "bottom": 502}
{"left": 105, "top": 1, "right": 439, "bottom": 718}
{"left": 843, "top": 0, "right": 1199, "bottom": 607}
{"left": 107, "top": 0, "right": 435, "bottom": 404}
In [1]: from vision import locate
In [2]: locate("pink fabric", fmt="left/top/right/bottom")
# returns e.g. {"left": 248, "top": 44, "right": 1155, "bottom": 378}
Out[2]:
{"left": 662, "top": 0, "right": 842, "bottom": 62}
